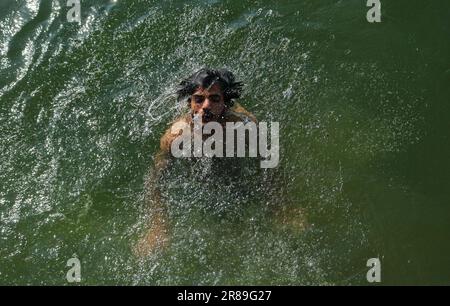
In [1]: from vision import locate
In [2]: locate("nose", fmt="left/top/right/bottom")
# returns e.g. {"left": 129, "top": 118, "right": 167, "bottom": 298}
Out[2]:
{"left": 202, "top": 98, "right": 211, "bottom": 111}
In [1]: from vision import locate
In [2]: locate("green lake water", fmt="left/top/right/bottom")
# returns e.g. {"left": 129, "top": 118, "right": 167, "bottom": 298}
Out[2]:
{"left": 0, "top": 0, "right": 449, "bottom": 285}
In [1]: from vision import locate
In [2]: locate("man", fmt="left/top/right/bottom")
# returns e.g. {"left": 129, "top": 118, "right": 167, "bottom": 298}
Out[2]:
{"left": 135, "top": 69, "right": 306, "bottom": 255}
{"left": 135, "top": 68, "right": 259, "bottom": 255}
{"left": 161, "top": 68, "right": 258, "bottom": 159}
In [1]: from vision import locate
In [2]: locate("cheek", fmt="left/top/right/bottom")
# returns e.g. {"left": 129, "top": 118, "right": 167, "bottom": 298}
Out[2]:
{"left": 190, "top": 101, "right": 199, "bottom": 111}
{"left": 212, "top": 103, "right": 225, "bottom": 114}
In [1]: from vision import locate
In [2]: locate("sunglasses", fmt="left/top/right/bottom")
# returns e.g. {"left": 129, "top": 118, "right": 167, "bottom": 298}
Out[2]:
{"left": 192, "top": 94, "right": 222, "bottom": 104}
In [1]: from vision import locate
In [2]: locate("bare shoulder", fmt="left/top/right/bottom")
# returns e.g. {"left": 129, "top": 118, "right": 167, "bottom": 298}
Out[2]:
{"left": 228, "top": 102, "right": 258, "bottom": 123}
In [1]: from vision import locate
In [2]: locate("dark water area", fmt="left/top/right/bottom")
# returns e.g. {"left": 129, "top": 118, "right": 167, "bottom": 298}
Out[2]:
{"left": 0, "top": 0, "right": 449, "bottom": 285}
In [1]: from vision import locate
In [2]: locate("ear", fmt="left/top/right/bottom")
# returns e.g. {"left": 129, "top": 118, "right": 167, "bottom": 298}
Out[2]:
{"left": 224, "top": 99, "right": 234, "bottom": 108}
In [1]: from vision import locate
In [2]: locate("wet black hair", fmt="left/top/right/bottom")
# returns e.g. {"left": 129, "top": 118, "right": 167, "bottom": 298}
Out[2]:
{"left": 176, "top": 68, "right": 243, "bottom": 107}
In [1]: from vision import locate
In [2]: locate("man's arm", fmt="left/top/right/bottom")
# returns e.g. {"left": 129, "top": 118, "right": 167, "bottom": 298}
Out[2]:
{"left": 134, "top": 125, "right": 178, "bottom": 256}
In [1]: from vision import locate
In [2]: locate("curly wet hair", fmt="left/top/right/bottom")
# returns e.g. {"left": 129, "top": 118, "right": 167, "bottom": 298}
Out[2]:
{"left": 176, "top": 68, "right": 243, "bottom": 107}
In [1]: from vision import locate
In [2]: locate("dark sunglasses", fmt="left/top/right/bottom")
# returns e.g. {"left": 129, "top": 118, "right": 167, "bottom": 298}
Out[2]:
{"left": 192, "top": 94, "right": 222, "bottom": 104}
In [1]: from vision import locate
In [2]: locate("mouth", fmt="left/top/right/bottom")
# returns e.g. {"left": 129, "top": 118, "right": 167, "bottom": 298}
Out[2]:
{"left": 193, "top": 110, "right": 215, "bottom": 123}
{"left": 202, "top": 111, "right": 214, "bottom": 121}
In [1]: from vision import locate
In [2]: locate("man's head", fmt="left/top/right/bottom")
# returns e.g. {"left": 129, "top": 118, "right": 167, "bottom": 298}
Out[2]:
{"left": 176, "top": 68, "right": 243, "bottom": 123}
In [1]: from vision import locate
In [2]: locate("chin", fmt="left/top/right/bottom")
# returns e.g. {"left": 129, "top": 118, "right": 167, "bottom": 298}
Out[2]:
{"left": 201, "top": 115, "right": 217, "bottom": 123}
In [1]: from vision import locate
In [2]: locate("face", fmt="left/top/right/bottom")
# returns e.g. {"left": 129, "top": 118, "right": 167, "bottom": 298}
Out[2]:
{"left": 190, "top": 83, "right": 226, "bottom": 123}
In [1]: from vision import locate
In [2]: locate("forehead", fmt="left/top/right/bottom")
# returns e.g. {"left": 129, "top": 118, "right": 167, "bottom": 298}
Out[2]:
{"left": 193, "top": 83, "right": 222, "bottom": 95}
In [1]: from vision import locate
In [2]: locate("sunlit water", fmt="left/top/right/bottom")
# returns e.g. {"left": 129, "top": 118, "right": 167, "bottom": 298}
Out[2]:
{"left": 0, "top": 0, "right": 449, "bottom": 285}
